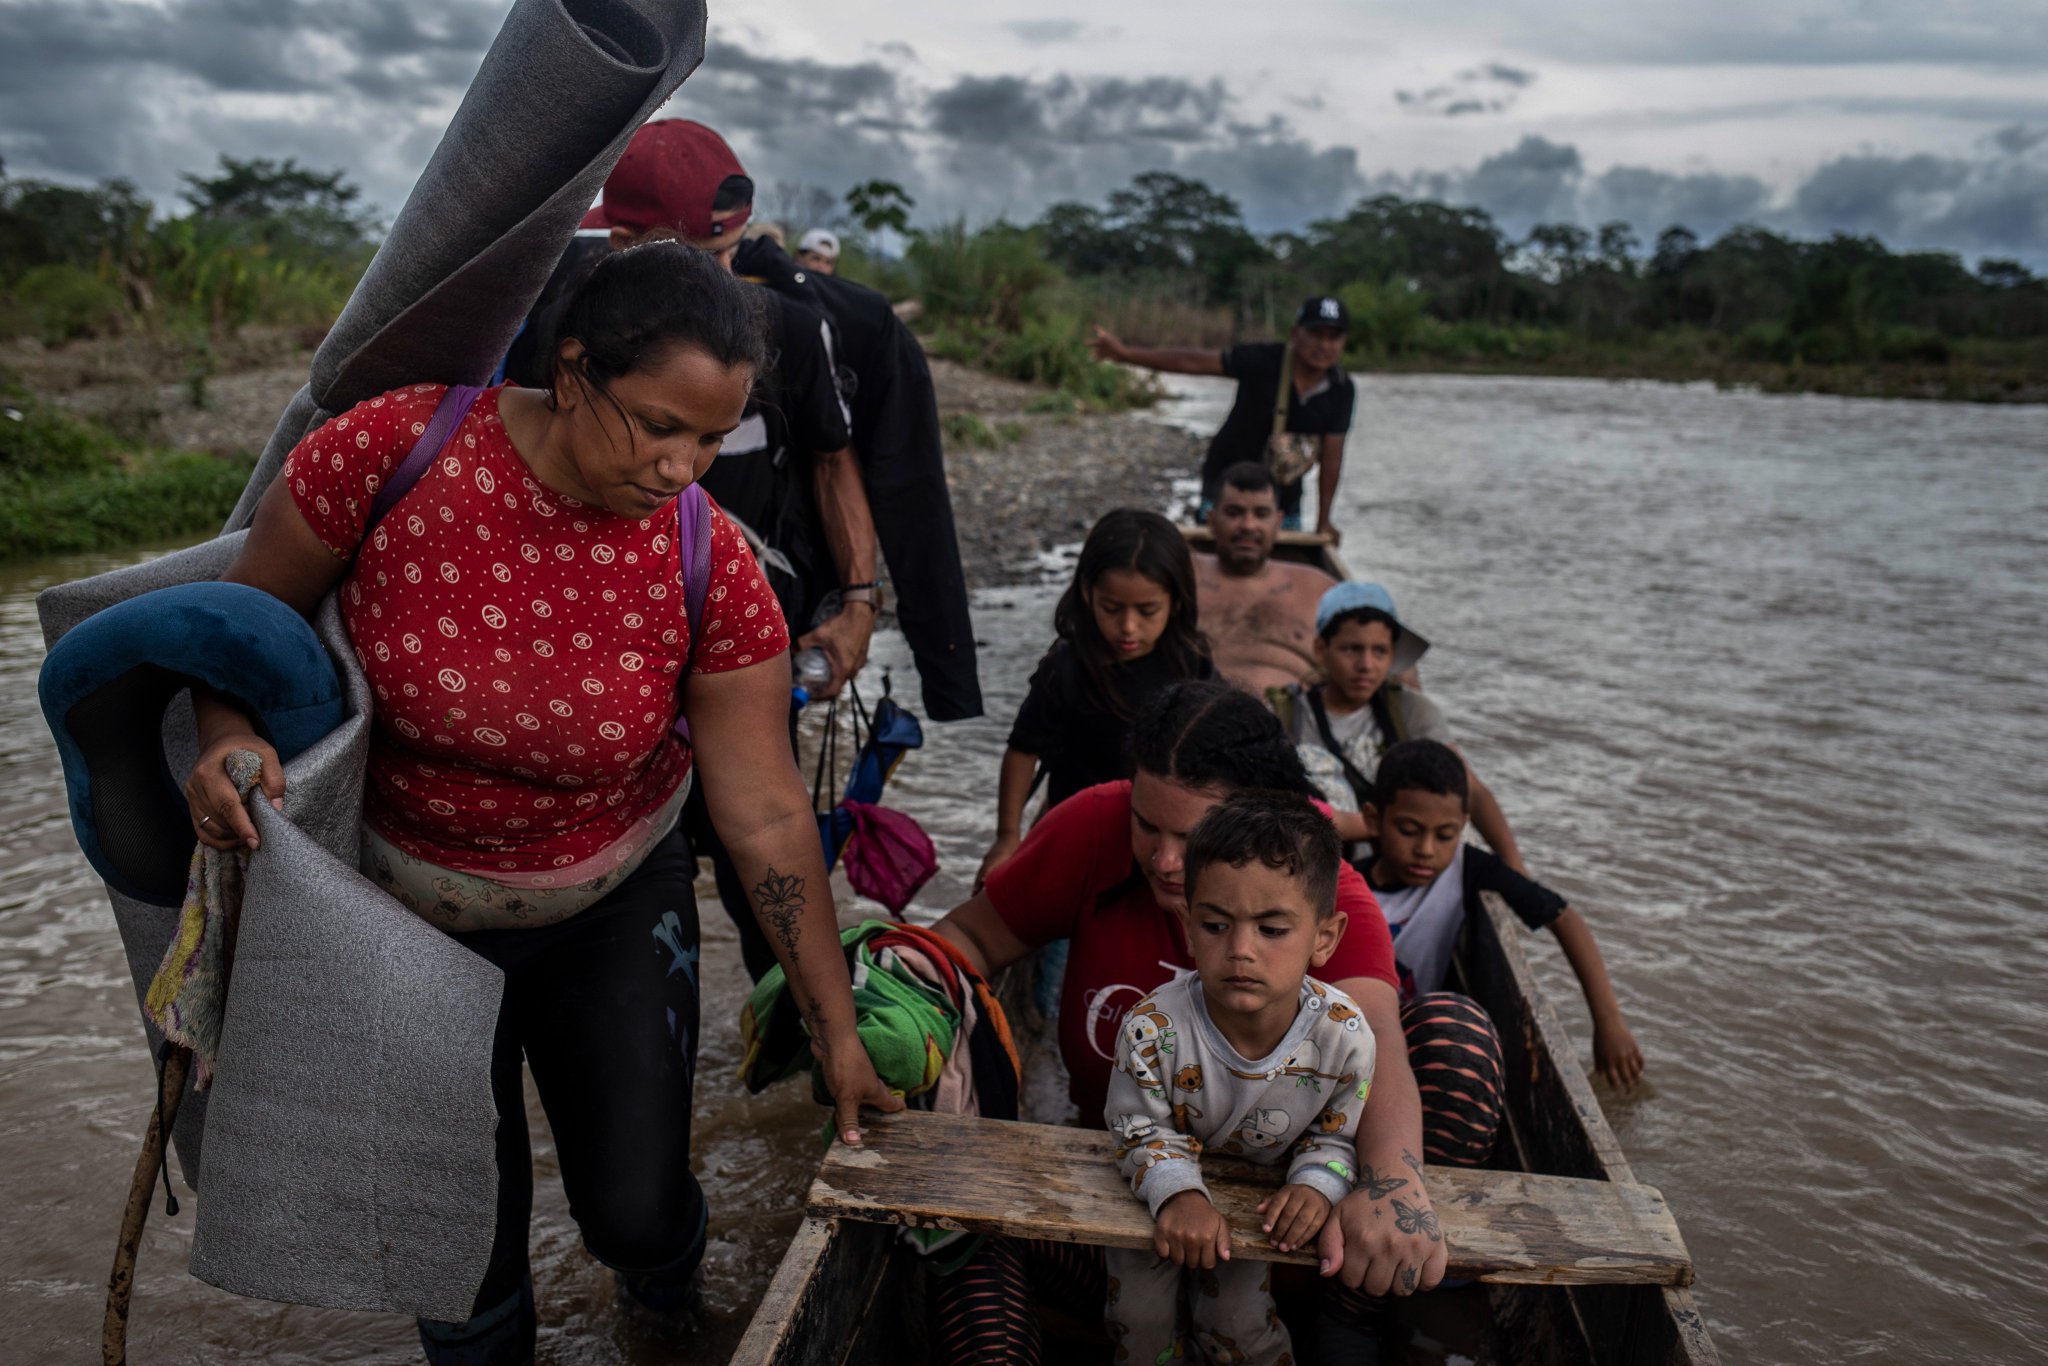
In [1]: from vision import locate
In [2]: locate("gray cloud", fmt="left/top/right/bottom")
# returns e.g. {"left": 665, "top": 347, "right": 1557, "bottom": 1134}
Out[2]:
{"left": 1993, "top": 124, "right": 2048, "bottom": 155}
{"left": 4, "top": 6, "right": 2044, "bottom": 265}
{"left": 1359, "top": 135, "right": 2047, "bottom": 263}
{"left": 1500, "top": 1, "right": 2048, "bottom": 68}
{"left": 1394, "top": 61, "right": 1537, "bottom": 117}
{"left": 1003, "top": 20, "right": 1085, "bottom": 44}
{"left": 1786, "top": 149, "right": 2048, "bottom": 252}
{"left": 927, "top": 75, "right": 1053, "bottom": 144}
{"left": 658, "top": 43, "right": 924, "bottom": 200}
{"left": 1580, "top": 165, "right": 1773, "bottom": 240}
{"left": 0, "top": 0, "right": 509, "bottom": 214}
{"left": 669, "top": 54, "right": 1351, "bottom": 230}
{"left": 1460, "top": 135, "right": 1583, "bottom": 233}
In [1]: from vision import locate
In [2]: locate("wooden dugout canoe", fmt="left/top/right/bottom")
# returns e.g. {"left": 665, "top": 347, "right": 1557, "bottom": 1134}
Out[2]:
{"left": 731, "top": 529, "right": 1717, "bottom": 1366}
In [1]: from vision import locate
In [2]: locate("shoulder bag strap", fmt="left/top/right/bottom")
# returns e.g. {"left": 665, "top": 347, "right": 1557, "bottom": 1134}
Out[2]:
{"left": 671, "top": 484, "right": 714, "bottom": 742}
{"left": 1306, "top": 686, "right": 1375, "bottom": 808}
{"left": 366, "top": 384, "right": 482, "bottom": 531}
{"left": 1374, "top": 684, "right": 1406, "bottom": 744}
{"left": 1271, "top": 333, "right": 1295, "bottom": 438}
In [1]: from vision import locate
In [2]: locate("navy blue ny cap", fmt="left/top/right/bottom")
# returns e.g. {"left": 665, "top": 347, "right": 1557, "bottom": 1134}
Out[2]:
{"left": 1296, "top": 295, "right": 1350, "bottom": 330}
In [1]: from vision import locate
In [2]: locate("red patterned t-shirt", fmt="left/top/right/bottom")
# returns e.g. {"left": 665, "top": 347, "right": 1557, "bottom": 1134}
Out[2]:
{"left": 283, "top": 383, "right": 788, "bottom": 879}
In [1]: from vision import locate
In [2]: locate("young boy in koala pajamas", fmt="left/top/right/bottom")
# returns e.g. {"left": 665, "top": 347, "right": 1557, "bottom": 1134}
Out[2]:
{"left": 1104, "top": 791, "right": 1376, "bottom": 1365}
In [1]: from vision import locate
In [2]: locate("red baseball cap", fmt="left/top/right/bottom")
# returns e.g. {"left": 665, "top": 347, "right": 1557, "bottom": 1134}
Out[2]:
{"left": 581, "top": 119, "right": 753, "bottom": 240}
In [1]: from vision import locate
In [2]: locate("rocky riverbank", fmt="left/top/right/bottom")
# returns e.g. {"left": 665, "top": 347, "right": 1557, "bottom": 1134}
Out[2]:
{"left": 923, "top": 358, "right": 1201, "bottom": 586}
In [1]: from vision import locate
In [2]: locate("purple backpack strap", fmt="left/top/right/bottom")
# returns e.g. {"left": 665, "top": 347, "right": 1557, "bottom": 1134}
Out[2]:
{"left": 671, "top": 484, "right": 714, "bottom": 742}
{"left": 366, "top": 384, "right": 483, "bottom": 531}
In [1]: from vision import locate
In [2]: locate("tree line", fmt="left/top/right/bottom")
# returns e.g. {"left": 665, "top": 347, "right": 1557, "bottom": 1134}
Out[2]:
{"left": 0, "top": 156, "right": 377, "bottom": 345}
{"left": 1028, "top": 171, "right": 2047, "bottom": 366}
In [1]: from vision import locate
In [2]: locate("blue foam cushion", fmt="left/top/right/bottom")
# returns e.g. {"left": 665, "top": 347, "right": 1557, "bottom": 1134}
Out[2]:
{"left": 38, "top": 582, "right": 344, "bottom": 905}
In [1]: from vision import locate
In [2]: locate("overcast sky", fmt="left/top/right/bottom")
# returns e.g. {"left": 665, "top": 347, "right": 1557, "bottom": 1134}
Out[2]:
{"left": 3, "top": 0, "right": 2045, "bottom": 263}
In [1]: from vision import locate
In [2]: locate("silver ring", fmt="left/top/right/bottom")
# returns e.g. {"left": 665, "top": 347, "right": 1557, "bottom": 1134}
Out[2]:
{"left": 199, "top": 814, "right": 216, "bottom": 828}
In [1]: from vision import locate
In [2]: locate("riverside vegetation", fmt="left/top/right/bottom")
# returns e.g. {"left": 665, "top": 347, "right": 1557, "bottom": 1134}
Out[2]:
{"left": 1, "top": 156, "right": 370, "bottom": 558}
{"left": 843, "top": 171, "right": 2048, "bottom": 404}
{"left": 6, "top": 160, "right": 2045, "bottom": 560}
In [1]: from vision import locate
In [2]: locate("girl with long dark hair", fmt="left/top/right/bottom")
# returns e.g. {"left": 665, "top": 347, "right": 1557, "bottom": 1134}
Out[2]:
{"left": 975, "top": 508, "right": 1214, "bottom": 887}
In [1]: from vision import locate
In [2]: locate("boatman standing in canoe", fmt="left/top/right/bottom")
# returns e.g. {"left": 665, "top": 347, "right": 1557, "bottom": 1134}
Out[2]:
{"left": 1091, "top": 295, "right": 1357, "bottom": 540}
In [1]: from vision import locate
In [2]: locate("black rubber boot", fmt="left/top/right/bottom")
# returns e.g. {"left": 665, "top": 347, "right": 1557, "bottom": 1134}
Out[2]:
{"left": 417, "top": 1274, "right": 537, "bottom": 1366}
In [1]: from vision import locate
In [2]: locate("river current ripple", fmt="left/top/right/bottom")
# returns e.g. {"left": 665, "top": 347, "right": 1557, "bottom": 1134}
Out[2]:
{"left": 1150, "top": 373, "right": 2048, "bottom": 1364}
{"left": 2, "top": 374, "right": 2043, "bottom": 1363}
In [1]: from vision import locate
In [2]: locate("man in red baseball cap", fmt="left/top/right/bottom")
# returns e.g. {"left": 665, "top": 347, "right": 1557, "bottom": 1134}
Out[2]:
{"left": 512, "top": 121, "right": 875, "bottom": 685}
{"left": 579, "top": 118, "right": 757, "bottom": 255}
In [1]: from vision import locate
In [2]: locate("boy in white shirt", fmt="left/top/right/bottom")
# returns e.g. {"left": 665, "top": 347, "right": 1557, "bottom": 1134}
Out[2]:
{"left": 1104, "top": 791, "right": 1377, "bottom": 1365}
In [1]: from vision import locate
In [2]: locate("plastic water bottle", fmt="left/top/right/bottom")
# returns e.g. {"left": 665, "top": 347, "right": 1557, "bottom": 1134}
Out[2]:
{"left": 793, "top": 647, "right": 833, "bottom": 690}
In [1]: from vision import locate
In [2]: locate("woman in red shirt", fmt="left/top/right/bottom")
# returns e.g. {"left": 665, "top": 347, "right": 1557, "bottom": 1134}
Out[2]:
{"left": 180, "top": 242, "right": 896, "bottom": 1362}
{"left": 932, "top": 681, "right": 1452, "bottom": 1359}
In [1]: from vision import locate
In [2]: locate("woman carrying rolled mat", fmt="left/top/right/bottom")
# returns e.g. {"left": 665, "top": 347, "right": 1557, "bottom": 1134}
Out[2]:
{"left": 179, "top": 239, "right": 898, "bottom": 1364}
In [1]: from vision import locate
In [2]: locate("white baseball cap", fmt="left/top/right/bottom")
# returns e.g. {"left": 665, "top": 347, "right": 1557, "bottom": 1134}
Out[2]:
{"left": 797, "top": 228, "right": 840, "bottom": 259}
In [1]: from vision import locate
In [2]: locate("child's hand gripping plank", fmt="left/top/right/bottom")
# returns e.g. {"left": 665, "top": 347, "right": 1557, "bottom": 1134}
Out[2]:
{"left": 1154, "top": 1189, "right": 1233, "bottom": 1269}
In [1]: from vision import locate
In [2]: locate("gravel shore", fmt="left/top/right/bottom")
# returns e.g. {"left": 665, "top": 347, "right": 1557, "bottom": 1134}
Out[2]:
{"left": 21, "top": 337, "right": 1205, "bottom": 587}
{"left": 923, "top": 358, "right": 1202, "bottom": 586}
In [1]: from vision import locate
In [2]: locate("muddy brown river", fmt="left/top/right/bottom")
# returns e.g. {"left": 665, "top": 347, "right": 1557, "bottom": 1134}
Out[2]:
{"left": 4, "top": 373, "right": 2044, "bottom": 1362}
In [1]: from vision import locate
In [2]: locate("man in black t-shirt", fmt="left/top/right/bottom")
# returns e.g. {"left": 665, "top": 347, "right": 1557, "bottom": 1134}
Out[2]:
{"left": 733, "top": 224, "right": 983, "bottom": 724}
{"left": 1091, "top": 295, "right": 1357, "bottom": 540}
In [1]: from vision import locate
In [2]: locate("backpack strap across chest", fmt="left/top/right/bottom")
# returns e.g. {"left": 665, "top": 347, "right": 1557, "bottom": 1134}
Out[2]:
{"left": 366, "top": 384, "right": 483, "bottom": 532}
{"left": 671, "top": 483, "right": 712, "bottom": 743}
{"left": 357, "top": 384, "right": 714, "bottom": 747}
{"left": 1306, "top": 686, "right": 1375, "bottom": 809}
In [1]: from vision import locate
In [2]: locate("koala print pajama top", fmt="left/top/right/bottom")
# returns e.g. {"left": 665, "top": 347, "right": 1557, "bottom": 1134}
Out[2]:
{"left": 1103, "top": 972, "right": 1377, "bottom": 1365}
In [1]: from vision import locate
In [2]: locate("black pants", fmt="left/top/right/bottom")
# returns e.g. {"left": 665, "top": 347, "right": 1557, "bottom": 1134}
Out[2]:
{"left": 419, "top": 827, "right": 704, "bottom": 1364}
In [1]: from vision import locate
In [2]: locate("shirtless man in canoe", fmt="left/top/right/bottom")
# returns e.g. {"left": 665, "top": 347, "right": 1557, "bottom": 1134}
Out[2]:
{"left": 1195, "top": 463, "right": 1338, "bottom": 693}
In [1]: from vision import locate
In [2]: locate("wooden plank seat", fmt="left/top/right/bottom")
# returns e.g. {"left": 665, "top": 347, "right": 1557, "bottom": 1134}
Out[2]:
{"left": 810, "top": 1110, "right": 1694, "bottom": 1288}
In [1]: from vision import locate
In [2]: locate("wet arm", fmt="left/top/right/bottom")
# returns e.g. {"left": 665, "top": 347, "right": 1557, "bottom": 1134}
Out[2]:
{"left": 1091, "top": 328, "right": 1225, "bottom": 376}
{"left": 976, "top": 748, "right": 1040, "bottom": 889}
{"left": 1117, "top": 345, "right": 1225, "bottom": 375}
{"left": 687, "top": 656, "right": 897, "bottom": 1136}
{"left": 1333, "top": 977, "right": 1425, "bottom": 1189}
{"left": 800, "top": 444, "right": 879, "bottom": 695}
{"left": 1314, "top": 434, "right": 1346, "bottom": 537}
{"left": 993, "top": 749, "right": 1037, "bottom": 846}
{"left": 188, "top": 475, "right": 352, "bottom": 848}
{"left": 1321, "top": 976, "right": 1446, "bottom": 1294}
{"left": 1549, "top": 907, "right": 1644, "bottom": 1090}
{"left": 932, "top": 891, "right": 1034, "bottom": 979}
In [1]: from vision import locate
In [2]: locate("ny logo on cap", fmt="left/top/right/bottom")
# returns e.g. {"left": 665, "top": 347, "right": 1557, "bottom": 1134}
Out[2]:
{"left": 1320, "top": 298, "right": 1340, "bottom": 319}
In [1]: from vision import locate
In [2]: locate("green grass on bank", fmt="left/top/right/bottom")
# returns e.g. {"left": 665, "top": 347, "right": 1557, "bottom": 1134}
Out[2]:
{"left": 0, "top": 394, "right": 251, "bottom": 559}
{"left": 842, "top": 227, "right": 1162, "bottom": 413}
